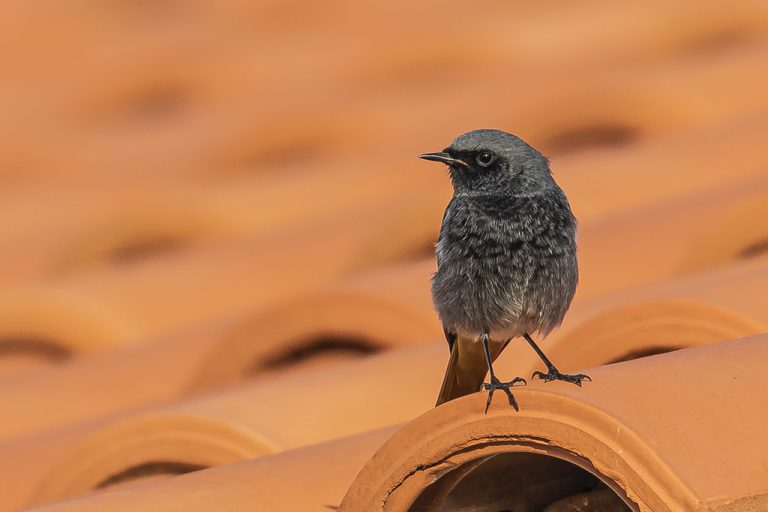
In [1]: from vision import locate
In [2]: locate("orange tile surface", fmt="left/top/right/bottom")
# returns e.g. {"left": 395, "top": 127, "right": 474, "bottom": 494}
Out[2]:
{"left": 0, "top": 347, "right": 440, "bottom": 510}
{"left": 0, "top": 260, "right": 435, "bottom": 440}
{"left": 1, "top": 1, "right": 767, "bottom": 511}
{"left": 556, "top": 116, "right": 768, "bottom": 223}
{"left": 2, "top": 250, "right": 764, "bottom": 449}
{"left": 0, "top": 219, "right": 435, "bottom": 372}
{"left": 0, "top": 165, "right": 450, "bottom": 284}
{"left": 577, "top": 178, "right": 768, "bottom": 298}
{"left": 340, "top": 335, "right": 768, "bottom": 511}
{"left": 4, "top": 255, "right": 768, "bottom": 509}
{"left": 23, "top": 428, "right": 396, "bottom": 512}
{"left": 3, "top": 1, "right": 767, "bottom": 185}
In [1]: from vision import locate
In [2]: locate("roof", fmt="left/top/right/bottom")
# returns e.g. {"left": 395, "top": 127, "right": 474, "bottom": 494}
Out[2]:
{"left": 2, "top": 1, "right": 768, "bottom": 511}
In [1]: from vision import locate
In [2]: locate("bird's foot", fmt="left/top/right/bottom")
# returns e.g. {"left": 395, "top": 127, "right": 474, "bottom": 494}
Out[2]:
{"left": 482, "top": 375, "right": 526, "bottom": 414}
{"left": 532, "top": 368, "right": 591, "bottom": 387}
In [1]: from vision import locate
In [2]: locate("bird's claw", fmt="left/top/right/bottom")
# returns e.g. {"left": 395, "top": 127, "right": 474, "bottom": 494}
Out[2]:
{"left": 482, "top": 376, "right": 526, "bottom": 414}
{"left": 531, "top": 369, "right": 591, "bottom": 387}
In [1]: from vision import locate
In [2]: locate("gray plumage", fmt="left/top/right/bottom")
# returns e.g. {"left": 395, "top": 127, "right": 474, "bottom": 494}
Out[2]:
{"left": 420, "top": 129, "right": 585, "bottom": 408}
{"left": 432, "top": 129, "right": 577, "bottom": 340}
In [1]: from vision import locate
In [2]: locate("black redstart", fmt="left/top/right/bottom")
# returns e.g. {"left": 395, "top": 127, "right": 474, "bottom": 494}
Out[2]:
{"left": 419, "top": 129, "right": 589, "bottom": 412}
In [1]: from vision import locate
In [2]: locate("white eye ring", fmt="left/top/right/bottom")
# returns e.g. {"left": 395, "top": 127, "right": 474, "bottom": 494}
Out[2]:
{"left": 476, "top": 152, "right": 495, "bottom": 167}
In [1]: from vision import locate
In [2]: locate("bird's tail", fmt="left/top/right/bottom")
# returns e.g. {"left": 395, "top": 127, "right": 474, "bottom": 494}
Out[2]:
{"left": 435, "top": 335, "right": 505, "bottom": 407}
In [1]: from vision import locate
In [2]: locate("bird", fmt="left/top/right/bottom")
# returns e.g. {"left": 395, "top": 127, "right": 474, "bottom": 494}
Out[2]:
{"left": 418, "top": 129, "right": 590, "bottom": 412}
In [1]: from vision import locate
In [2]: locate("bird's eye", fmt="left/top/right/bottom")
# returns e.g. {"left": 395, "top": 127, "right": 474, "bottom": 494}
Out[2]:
{"left": 476, "top": 152, "right": 495, "bottom": 167}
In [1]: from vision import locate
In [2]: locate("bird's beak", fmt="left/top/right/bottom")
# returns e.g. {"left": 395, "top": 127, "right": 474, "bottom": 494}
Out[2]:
{"left": 418, "top": 152, "right": 468, "bottom": 167}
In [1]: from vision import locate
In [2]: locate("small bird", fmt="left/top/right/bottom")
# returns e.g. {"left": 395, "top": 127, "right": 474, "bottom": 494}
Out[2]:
{"left": 419, "top": 129, "right": 589, "bottom": 412}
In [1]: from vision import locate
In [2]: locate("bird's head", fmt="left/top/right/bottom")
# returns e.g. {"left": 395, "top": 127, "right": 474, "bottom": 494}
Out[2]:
{"left": 418, "top": 129, "right": 553, "bottom": 195}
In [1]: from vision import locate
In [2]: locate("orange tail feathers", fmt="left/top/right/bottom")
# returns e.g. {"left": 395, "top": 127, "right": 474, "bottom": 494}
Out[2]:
{"left": 435, "top": 335, "right": 505, "bottom": 407}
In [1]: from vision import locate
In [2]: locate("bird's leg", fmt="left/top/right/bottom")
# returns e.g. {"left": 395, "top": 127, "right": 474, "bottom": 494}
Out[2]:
{"left": 481, "top": 332, "right": 526, "bottom": 413}
{"left": 524, "top": 333, "right": 591, "bottom": 386}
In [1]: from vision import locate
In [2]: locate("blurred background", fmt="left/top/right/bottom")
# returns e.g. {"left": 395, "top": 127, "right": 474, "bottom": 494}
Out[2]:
{"left": 1, "top": 0, "right": 768, "bottom": 508}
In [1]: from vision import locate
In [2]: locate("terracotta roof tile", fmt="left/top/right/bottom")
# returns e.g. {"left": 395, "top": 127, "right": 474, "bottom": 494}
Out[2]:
{"left": 0, "top": 320, "right": 234, "bottom": 441}
{"left": 3, "top": 168, "right": 765, "bottom": 381}
{"left": 0, "top": 345, "right": 438, "bottom": 510}
{"left": 21, "top": 427, "right": 396, "bottom": 512}
{"left": 577, "top": 178, "right": 768, "bottom": 298}
{"left": 2, "top": 1, "right": 765, "bottom": 178}
{"left": 190, "top": 259, "right": 438, "bottom": 389}
{"left": 0, "top": 220, "right": 437, "bottom": 377}
{"left": 547, "top": 254, "right": 768, "bottom": 370}
{"left": 1, "top": 2, "right": 768, "bottom": 510}
{"left": 4, "top": 254, "right": 768, "bottom": 508}
{"left": 0, "top": 165, "right": 449, "bottom": 284}
{"left": 0, "top": 260, "right": 434, "bottom": 440}
{"left": 340, "top": 335, "right": 768, "bottom": 511}
{"left": 18, "top": 336, "right": 768, "bottom": 511}
{"left": 556, "top": 116, "right": 768, "bottom": 223}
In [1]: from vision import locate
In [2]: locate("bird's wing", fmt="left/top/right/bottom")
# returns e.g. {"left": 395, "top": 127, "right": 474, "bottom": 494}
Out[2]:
{"left": 440, "top": 197, "right": 455, "bottom": 229}
{"left": 435, "top": 197, "right": 455, "bottom": 269}
{"left": 442, "top": 325, "right": 456, "bottom": 352}
{"left": 437, "top": 197, "right": 457, "bottom": 352}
